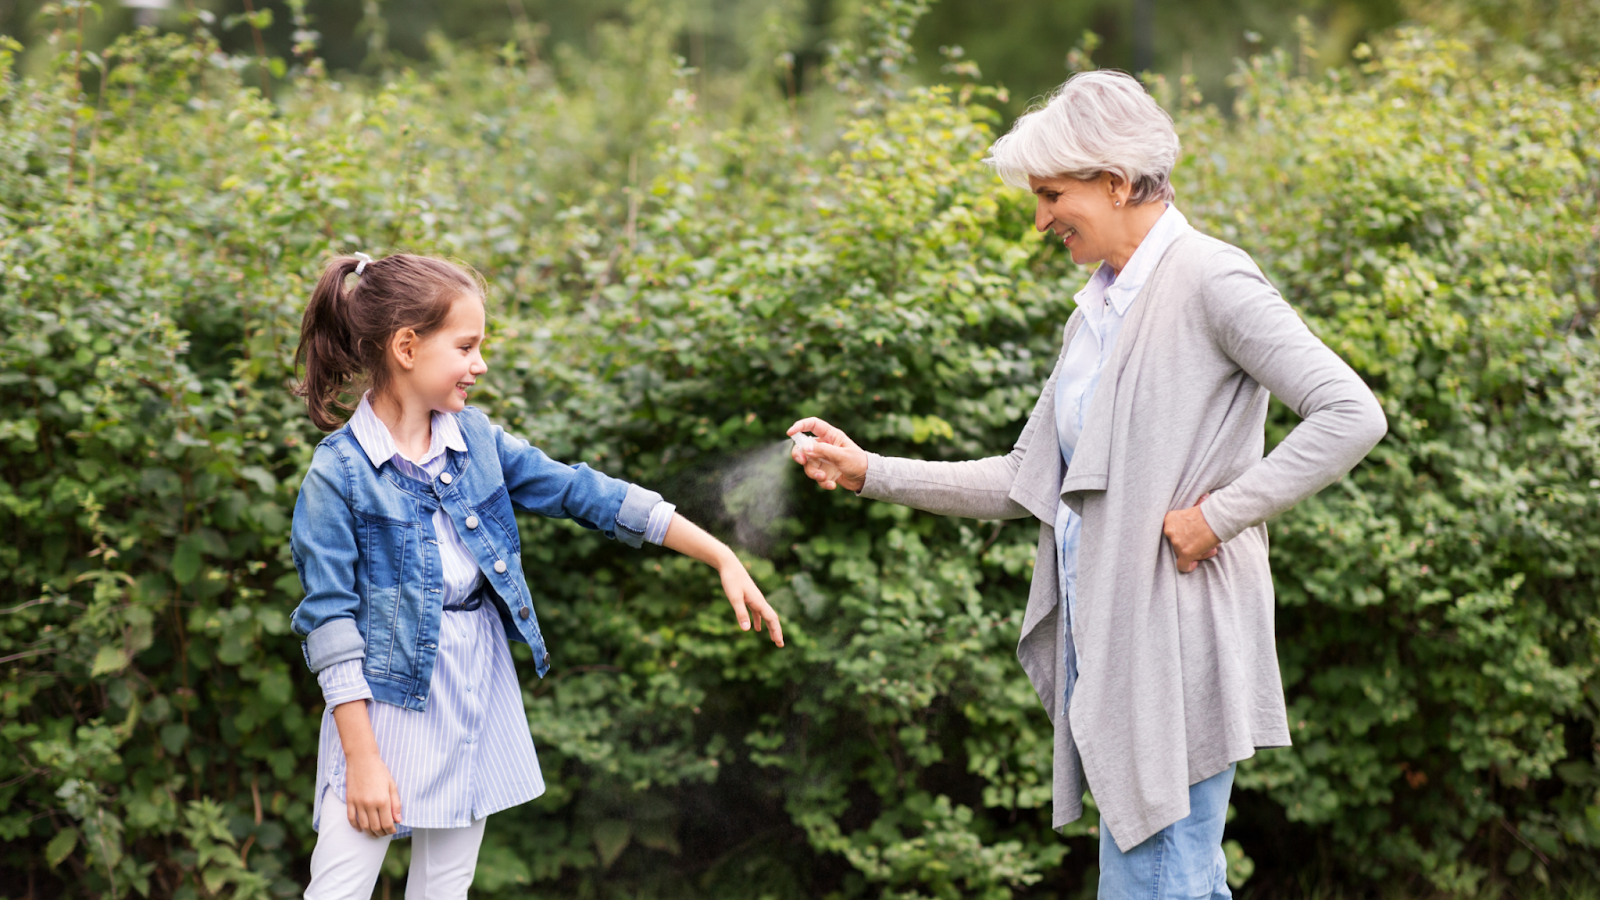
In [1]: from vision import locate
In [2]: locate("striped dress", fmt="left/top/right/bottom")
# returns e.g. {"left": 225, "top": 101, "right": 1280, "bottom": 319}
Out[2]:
{"left": 312, "top": 396, "right": 672, "bottom": 835}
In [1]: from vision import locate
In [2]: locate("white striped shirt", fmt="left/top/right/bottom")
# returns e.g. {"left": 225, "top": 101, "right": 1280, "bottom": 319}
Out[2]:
{"left": 312, "top": 396, "right": 672, "bottom": 834}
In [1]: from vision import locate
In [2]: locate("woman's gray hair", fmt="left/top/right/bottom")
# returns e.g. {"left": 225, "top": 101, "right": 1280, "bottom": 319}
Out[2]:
{"left": 985, "top": 70, "right": 1180, "bottom": 205}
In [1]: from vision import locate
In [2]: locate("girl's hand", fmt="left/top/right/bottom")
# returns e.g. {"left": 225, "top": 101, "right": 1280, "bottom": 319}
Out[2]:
{"left": 344, "top": 749, "right": 403, "bottom": 837}
{"left": 331, "top": 700, "right": 402, "bottom": 836}
{"left": 717, "top": 554, "right": 784, "bottom": 647}
{"left": 1163, "top": 494, "right": 1220, "bottom": 573}
{"left": 660, "top": 513, "right": 784, "bottom": 647}
{"left": 787, "top": 417, "right": 867, "bottom": 493}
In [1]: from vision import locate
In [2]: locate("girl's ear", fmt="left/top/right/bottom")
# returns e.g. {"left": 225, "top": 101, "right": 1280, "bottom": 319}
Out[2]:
{"left": 391, "top": 328, "right": 419, "bottom": 372}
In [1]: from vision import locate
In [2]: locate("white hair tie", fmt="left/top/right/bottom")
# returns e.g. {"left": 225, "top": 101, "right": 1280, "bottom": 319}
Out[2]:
{"left": 353, "top": 251, "right": 373, "bottom": 275}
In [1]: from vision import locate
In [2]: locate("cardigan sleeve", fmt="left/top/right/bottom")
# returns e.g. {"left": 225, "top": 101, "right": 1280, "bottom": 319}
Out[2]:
{"left": 1197, "top": 247, "right": 1388, "bottom": 543}
{"left": 857, "top": 451, "right": 1031, "bottom": 520}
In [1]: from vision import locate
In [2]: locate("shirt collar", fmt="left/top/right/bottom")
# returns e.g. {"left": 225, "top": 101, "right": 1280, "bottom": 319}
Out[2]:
{"left": 1098, "top": 204, "right": 1192, "bottom": 316}
{"left": 348, "top": 393, "right": 467, "bottom": 469}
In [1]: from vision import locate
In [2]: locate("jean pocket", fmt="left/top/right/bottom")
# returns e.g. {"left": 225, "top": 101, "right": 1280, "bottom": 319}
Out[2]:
{"left": 358, "top": 515, "right": 414, "bottom": 669}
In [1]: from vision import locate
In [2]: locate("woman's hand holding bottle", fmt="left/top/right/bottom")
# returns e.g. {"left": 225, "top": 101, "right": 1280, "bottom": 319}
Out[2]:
{"left": 787, "top": 417, "right": 868, "bottom": 492}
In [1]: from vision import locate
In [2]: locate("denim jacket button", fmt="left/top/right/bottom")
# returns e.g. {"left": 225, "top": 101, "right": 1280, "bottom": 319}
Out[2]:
{"left": 465, "top": 516, "right": 479, "bottom": 529}
{"left": 542, "top": 651, "right": 550, "bottom": 666}
{"left": 518, "top": 607, "right": 530, "bottom": 620}
{"left": 439, "top": 472, "right": 453, "bottom": 485}
{"left": 494, "top": 560, "right": 507, "bottom": 574}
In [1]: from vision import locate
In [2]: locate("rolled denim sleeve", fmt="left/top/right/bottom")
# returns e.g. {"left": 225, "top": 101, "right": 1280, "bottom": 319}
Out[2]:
{"left": 289, "top": 444, "right": 367, "bottom": 673}
{"left": 317, "top": 659, "right": 374, "bottom": 707}
{"left": 614, "top": 484, "right": 669, "bottom": 548}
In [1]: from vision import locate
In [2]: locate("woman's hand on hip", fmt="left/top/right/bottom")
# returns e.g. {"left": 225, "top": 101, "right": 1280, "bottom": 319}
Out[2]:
{"left": 342, "top": 744, "right": 402, "bottom": 837}
{"left": 1163, "top": 495, "right": 1220, "bottom": 574}
{"left": 787, "top": 417, "right": 867, "bottom": 492}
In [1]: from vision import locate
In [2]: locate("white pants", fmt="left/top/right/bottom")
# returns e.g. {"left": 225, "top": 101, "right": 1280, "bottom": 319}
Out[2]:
{"left": 305, "top": 800, "right": 487, "bottom": 900}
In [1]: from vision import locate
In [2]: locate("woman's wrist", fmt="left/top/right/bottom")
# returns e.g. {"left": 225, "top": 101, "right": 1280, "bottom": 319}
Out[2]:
{"left": 841, "top": 451, "right": 868, "bottom": 492}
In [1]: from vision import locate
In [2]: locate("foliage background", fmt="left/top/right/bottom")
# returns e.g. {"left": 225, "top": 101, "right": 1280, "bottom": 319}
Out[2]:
{"left": 0, "top": 0, "right": 1598, "bottom": 898}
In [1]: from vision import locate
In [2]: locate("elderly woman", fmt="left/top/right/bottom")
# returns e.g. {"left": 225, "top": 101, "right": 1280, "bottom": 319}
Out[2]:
{"left": 790, "top": 71, "right": 1386, "bottom": 898}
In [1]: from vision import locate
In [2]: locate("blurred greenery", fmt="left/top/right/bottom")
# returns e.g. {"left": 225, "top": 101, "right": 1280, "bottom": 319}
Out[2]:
{"left": 0, "top": 0, "right": 1598, "bottom": 898}
{"left": 2, "top": 0, "right": 1596, "bottom": 114}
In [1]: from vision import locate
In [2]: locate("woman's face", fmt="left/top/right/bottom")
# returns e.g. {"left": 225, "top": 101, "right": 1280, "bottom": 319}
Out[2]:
{"left": 1029, "top": 172, "right": 1121, "bottom": 267}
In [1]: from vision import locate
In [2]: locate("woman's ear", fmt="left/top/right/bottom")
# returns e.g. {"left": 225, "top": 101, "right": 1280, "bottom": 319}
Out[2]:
{"left": 390, "top": 328, "right": 419, "bottom": 372}
{"left": 1105, "top": 172, "right": 1129, "bottom": 206}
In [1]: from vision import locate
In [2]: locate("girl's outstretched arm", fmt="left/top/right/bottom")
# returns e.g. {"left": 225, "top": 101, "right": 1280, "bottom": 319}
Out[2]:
{"left": 660, "top": 514, "right": 784, "bottom": 647}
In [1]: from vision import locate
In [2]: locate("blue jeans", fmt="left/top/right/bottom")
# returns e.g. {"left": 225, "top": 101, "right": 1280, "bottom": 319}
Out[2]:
{"left": 1098, "top": 764, "right": 1235, "bottom": 900}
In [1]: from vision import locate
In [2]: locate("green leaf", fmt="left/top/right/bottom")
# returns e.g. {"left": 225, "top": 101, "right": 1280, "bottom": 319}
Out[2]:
{"left": 592, "top": 820, "right": 631, "bottom": 868}
{"left": 258, "top": 668, "right": 292, "bottom": 707}
{"left": 160, "top": 723, "right": 190, "bottom": 756}
{"left": 46, "top": 827, "right": 78, "bottom": 868}
{"left": 239, "top": 466, "right": 277, "bottom": 494}
{"left": 90, "top": 644, "right": 128, "bottom": 677}
{"left": 171, "top": 534, "right": 204, "bottom": 585}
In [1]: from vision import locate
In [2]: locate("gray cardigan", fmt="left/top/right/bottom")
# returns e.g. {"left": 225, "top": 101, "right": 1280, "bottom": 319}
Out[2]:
{"left": 858, "top": 231, "right": 1387, "bottom": 849}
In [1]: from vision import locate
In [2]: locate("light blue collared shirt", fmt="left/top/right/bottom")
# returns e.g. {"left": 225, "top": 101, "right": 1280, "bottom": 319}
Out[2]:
{"left": 1055, "top": 204, "right": 1192, "bottom": 701}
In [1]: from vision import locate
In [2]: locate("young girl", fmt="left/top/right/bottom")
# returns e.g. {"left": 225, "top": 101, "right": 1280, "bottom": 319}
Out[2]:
{"left": 288, "top": 252, "right": 783, "bottom": 900}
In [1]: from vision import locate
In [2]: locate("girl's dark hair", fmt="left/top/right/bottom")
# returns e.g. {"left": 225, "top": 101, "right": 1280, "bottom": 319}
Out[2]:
{"left": 294, "top": 253, "right": 485, "bottom": 432}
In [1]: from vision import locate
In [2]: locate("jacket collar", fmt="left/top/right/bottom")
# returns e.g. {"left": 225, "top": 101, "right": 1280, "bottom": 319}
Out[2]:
{"left": 346, "top": 393, "right": 467, "bottom": 471}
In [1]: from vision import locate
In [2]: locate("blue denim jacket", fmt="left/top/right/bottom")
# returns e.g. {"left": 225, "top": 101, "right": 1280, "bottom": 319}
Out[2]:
{"left": 289, "top": 406, "right": 662, "bottom": 712}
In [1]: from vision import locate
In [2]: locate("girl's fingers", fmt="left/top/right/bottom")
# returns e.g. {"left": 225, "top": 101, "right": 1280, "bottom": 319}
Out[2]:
{"left": 743, "top": 587, "right": 783, "bottom": 647}
{"left": 391, "top": 781, "right": 403, "bottom": 824}
{"left": 377, "top": 797, "right": 395, "bottom": 835}
{"left": 762, "top": 599, "right": 784, "bottom": 647}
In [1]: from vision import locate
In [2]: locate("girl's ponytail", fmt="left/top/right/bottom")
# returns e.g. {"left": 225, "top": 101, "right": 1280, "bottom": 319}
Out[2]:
{"left": 295, "top": 257, "right": 367, "bottom": 432}
{"left": 293, "top": 253, "right": 484, "bottom": 431}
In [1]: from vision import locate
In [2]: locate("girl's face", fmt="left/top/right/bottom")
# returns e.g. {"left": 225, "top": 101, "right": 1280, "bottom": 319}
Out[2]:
{"left": 402, "top": 293, "right": 488, "bottom": 413}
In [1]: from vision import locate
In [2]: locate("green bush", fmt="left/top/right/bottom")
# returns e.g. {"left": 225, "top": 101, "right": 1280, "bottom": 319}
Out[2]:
{"left": 0, "top": 4, "right": 1596, "bottom": 897}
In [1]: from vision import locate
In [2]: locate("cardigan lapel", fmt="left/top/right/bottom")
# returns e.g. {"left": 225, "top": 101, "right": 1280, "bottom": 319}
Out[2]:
{"left": 1058, "top": 231, "right": 1199, "bottom": 513}
{"left": 1006, "top": 310, "right": 1084, "bottom": 524}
